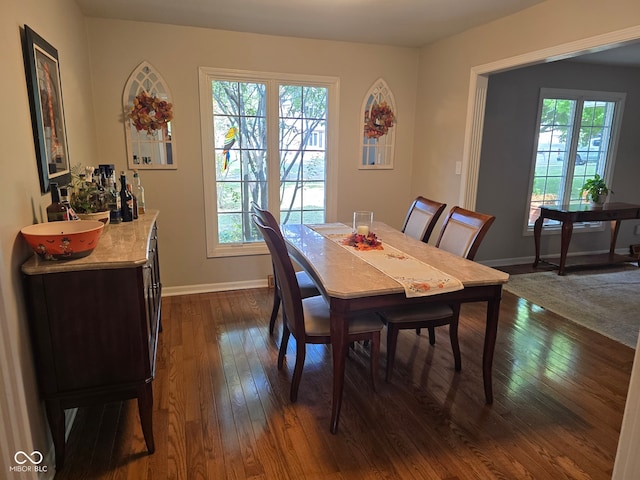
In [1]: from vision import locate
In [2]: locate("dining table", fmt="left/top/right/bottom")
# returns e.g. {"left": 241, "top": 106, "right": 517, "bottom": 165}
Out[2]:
{"left": 281, "top": 221, "right": 510, "bottom": 434}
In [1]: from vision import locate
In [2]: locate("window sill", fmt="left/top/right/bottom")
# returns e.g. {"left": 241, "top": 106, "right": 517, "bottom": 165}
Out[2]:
{"left": 207, "top": 243, "right": 269, "bottom": 258}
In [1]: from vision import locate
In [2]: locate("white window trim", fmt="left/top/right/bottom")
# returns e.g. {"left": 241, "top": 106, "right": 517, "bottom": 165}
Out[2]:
{"left": 198, "top": 67, "right": 339, "bottom": 258}
{"left": 522, "top": 88, "right": 625, "bottom": 237}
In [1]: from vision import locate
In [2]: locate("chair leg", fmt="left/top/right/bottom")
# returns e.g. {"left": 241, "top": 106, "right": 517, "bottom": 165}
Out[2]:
{"left": 278, "top": 325, "right": 290, "bottom": 370}
{"left": 369, "top": 331, "right": 380, "bottom": 392}
{"left": 290, "top": 343, "right": 306, "bottom": 403}
{"left": 428, "top": 326, "right": 436, "bottom": 345}
{"left": 385, "top": 324, "right": 400, "bottom": 382}
{"left": 269, "top": 287, "right": 281, "bottom": 335}
{"left": 415, "top": 328, "right": 421, "bottom": 335}
{"left": 450, "top": 308, "right": 462, "bottom": 371}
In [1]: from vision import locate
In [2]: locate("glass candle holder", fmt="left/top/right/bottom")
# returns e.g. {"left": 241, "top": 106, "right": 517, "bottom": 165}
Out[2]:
{"left": 353, "top": 211, "right": 373, "bottom": 236}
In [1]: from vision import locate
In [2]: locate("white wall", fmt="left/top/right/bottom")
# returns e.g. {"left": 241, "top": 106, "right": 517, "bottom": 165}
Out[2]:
{"left": 84, "top": 19, "right": 420, "bottom": 291}
{"left": 1, "top": 0, "right": 99, "bottom": 476}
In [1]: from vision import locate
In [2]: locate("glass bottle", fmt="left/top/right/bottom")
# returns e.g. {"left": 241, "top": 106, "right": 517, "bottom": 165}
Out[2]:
{"left": 127, "top": 183, "right": 138, "bottom": 220}
{"left": 107, "top": 173, "right": 122, "bottom": 224}
{"left": 47, "top": 183, "right": 69, "bottom": 222}
{"left": 119, "top": 172, "right": 134, "bottom": 222}
{"left": 59, "top": 186, "right": 79, "bottom": 220}
{"left": 133, "top": 170, "right": 146, "bottom": 215}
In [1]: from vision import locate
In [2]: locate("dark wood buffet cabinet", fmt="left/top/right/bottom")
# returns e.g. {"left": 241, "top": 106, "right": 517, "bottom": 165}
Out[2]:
{"left": 21, "top": 211, "right": 162, "bottom": 470}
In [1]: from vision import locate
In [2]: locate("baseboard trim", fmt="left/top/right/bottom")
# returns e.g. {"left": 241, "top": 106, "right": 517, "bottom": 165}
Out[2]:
{"left": 162, "top": 279, "right": 268, "bottom": 297}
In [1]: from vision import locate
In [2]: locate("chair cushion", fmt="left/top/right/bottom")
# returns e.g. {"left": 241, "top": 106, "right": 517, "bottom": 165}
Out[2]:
{"left": 295, "top": 271, "right": 320, "bottom": 299}
{"left": 302, "top": 296, "right": 383, "bottom": 337}
{"left": 379, "top": 303, "right": 454, "bottom": 324}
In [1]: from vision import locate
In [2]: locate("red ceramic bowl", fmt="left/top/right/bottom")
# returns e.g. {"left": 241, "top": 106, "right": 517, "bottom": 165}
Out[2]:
{"left": 21, "top": 220, "right": 105, "bottom": 260}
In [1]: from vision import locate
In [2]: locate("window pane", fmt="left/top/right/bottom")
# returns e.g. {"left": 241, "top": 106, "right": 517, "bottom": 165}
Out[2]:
{"left": 302, "top": 182, "right": 325, "bottom": 209}
{"left": 279, "top": 84, "right": 327, "bottom": 225}
{"left": 218, "top": 213, "right": 242, "bottom": 243}
{"left": 217, "top": 182, "right": 241, "bottom": 211}
{"left": 212, "top": 80, "right": 267, "bottom": 243}
{"left": 303, "top": 152, "right": 325, "bottom": 181}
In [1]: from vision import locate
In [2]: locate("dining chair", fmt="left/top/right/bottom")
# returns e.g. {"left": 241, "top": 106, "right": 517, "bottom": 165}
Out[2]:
{"left": 401, "top": 196, "right": 447, "bottom": 243}
{"left": 379, "top": 206, "right": 495, "bottom": 382}
{"left": 253, "top": 214, "right": 383, "bottom": 402}
{"left": 251, "top": 202, "right": 320, "bottom": 335}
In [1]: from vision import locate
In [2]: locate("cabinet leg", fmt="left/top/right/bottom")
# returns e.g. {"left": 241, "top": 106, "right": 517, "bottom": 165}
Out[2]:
{"left": 533, "top": 215, "right": 543, "bottom": 268}
{"left": 610, "top": 219, "right": 621, "bottom": 255}
{"left": 558, "top": 221, "right": 574, "bottom": 275}
{"left": 137, "top": 383, "right": 155, "bottom": 454}
{"left": 45, "top": 400, "right": 65, "bottom": 470}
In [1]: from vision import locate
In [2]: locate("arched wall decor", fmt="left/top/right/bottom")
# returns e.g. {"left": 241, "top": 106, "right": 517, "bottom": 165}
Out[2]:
{"left": 360, "top": 78, "right": 396, "bottom": 169}
{"left": 123, "top": 61, "right": 176, "bottom": 170}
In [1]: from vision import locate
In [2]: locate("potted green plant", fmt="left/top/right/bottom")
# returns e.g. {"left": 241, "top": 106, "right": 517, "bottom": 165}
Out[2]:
{"left": 69, "top": 164, "right": 110, "bottom": 223}
{"left": 579, "top": 174, "right": 611, "bottom": 205}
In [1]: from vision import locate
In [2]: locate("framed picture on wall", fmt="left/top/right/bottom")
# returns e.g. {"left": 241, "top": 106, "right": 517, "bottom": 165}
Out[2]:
{"left": 22, "top": 25, "right": 71, "bottom": 193}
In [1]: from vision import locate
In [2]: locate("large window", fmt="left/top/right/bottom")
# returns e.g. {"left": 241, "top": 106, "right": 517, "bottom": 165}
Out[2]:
{"left": 526, "top": 88, "right": 625, "bottom": 230}
{"left": 199, "top": 68, "right": 338, "bottom": 256}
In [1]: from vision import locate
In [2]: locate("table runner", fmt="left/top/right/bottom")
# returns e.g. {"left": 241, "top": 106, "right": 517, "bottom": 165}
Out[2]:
{"left": 309, "top": 223, "right": 463, "bottom": 298}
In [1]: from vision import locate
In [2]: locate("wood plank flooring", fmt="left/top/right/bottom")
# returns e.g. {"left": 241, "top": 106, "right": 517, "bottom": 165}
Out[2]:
{"left": 53, "top": 284, "right": 634, "bottom": 479}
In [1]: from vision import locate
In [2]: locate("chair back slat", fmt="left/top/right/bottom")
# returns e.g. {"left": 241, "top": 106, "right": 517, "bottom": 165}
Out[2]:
{"left": 402, "top": 196, "right": 446, "bottom": 243}
{"left": 435, "top": 206, "right": 495, "bottom": 260}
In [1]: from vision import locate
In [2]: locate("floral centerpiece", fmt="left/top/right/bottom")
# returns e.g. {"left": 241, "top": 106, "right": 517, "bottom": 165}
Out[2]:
{"left": 364, "top": 101, "right": 395, "bottom": 139}
{"left": 342, "top": 232, "right": 383, "bottom": 251}
{"left": 128, "top": 91, "right": 173, "bottom": 135}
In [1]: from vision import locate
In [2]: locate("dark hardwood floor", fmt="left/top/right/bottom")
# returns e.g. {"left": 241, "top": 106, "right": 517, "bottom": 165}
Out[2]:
{"left": 53, "top": 279, "right": 634, "bottom": 479}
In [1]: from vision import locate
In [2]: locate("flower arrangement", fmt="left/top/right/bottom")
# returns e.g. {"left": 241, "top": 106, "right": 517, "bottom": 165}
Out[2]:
{"left": 364, "top": 101, "right": 395, "bottom": 139}
{"left": 128, "top": 91, "right": 173, "bottom": 134}
{"left": 342, "top": 232, "right": 383, "bottom": 251}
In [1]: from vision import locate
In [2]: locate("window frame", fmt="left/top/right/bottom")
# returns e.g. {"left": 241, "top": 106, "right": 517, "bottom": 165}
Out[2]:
{"left": 523, "top": 88, "right": 625, "bottom": 236}
{"left": 198, "top": 67, "right": 339, "bottom": 257}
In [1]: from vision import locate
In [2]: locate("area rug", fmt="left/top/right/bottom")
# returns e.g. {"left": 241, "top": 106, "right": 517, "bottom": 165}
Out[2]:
{"left": 503, "top": 266, "right": 640, "bottom": 348}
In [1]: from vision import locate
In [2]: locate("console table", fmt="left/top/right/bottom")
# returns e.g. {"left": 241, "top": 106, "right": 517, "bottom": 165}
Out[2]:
{"left": 533, "top": 202, "right": 640, "bottom": 275}
{"left": 21, "top": 211, "right": 162, "bottom": 470}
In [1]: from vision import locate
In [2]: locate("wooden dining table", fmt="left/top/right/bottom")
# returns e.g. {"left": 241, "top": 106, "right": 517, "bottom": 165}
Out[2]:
{"left": 281, "top": 221, "right": 510, "bottom": 434}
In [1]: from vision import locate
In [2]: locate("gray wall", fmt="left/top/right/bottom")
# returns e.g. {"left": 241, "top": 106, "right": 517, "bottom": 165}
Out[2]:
{"left": 476, "top": 61, "right": 640, "bottom": 263}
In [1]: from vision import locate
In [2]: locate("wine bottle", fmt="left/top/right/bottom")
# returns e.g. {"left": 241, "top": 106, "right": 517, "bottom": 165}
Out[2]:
{"left": 127, "top": 183, "right": 138, "bottom": 220}
{"left": 47, "top": 183, "right": 69, "bottom": 222}
{"left": 119, "top": 172, "right": 134, "bottom": 222}
{"left": 133, "top": 170, "right": 146, "bottom": 215}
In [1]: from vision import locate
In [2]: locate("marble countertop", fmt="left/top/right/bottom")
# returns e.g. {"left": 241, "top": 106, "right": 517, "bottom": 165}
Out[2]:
{"left": 22, "top": 210, "right": 159, "bottom": 275}
{"left": 282, "top": 222, "right": 509, "bottom": 299}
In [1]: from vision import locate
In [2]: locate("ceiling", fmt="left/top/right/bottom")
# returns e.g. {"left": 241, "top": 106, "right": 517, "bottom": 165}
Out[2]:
{"left": 74, "top": 0, "right": 640, "bottom": 64}
{"left": 74, "top": 0, "right": 548, "bottom": 48}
